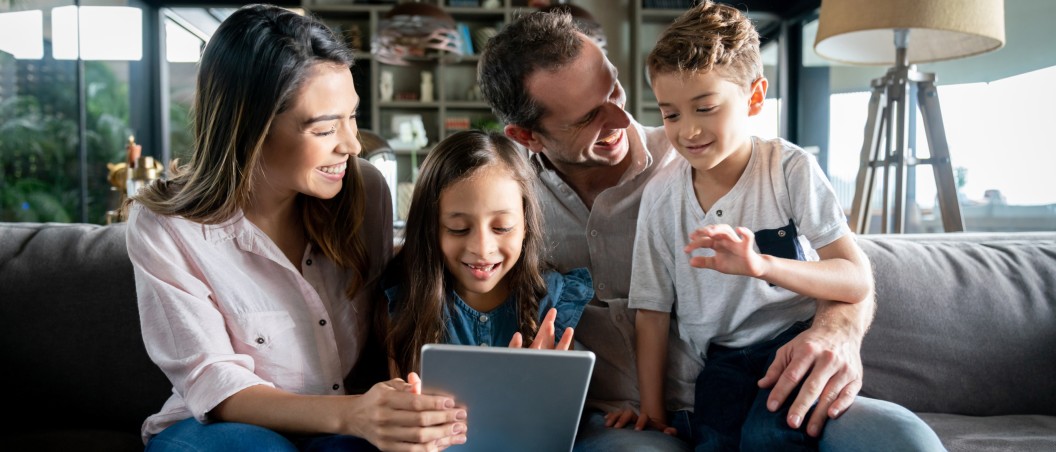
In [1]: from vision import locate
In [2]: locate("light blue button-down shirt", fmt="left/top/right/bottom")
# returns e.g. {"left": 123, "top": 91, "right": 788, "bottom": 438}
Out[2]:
{"left": 387, "top": 268, "right": 593, "bottom": 346}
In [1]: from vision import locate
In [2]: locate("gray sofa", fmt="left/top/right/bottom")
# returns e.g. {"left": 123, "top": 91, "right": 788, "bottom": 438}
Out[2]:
{"left": 1, "top": 222, "right": 1054, "bottom": 451}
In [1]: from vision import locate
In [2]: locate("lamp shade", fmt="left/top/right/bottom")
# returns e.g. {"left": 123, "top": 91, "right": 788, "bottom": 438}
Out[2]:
{"left": 814, "top": 0, "right": 1005, "bottom": 65}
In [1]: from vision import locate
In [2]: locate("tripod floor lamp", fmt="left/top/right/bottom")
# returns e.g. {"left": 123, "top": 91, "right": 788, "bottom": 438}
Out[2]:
{"left": 814, "top": 0, "right": 1005, "bottom": 234}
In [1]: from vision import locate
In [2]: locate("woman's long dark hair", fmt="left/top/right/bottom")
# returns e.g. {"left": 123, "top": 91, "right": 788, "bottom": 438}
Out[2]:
{"left": 134, "top": 4, "right": 371, "bottom": 297}
{"left": 385, "top": 131, "right": 549, "bottom": 377}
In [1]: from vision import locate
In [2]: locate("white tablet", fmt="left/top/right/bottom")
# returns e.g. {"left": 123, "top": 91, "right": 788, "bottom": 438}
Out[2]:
{"left": 420, "top": 343, "right": 596, "bottom": 452}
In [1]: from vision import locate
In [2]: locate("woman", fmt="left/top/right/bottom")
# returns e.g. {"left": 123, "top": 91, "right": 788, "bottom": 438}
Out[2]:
{"left": 127, "top": 5, "right": 465, "bottom": 450}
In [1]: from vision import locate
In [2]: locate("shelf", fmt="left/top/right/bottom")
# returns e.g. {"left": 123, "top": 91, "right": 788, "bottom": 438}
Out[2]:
{"left": 307, "top": 0, "right": 515, "bottom": 184}
{"left": 641, "top": 8, "right": 687, "bottom": 21}
{"left": 306, "top": 4, "right": 380, "bottom": 14}
{"left": 445, "top": 101, "right": 492, "bottom": 109}
{"left": 445, "top": 6, "right": 507, "bottom": 19}
{"left": 380, "top": 101, "right": 441, "bottom": 109}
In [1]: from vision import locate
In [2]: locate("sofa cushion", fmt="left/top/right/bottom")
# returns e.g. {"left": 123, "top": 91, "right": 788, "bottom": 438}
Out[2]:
{"left": 917, "top": 413, "right": 1056, "bottom": 452}
{"left": 0, "top": 222, "right": 171, "bottom": 438}
{"left": 858, "top": 233, "right": 1056, "bottom": 416}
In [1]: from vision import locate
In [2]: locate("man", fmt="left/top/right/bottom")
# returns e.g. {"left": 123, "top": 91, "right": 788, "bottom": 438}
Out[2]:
{"left": 478, "top": 11, "right": 875, "bottom": 451}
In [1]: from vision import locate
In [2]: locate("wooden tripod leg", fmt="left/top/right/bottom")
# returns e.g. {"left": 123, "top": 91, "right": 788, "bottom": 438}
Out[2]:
{"left": 850, "top": 79, "right": 886, "bottom": 234}
{"left": 916, "top": 79, "right": 965, "bottom": 232}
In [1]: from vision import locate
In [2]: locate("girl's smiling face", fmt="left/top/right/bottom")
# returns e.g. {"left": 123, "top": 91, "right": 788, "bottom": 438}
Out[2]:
{"left": 438, "top": 164, "right": 526, "bottom": 311}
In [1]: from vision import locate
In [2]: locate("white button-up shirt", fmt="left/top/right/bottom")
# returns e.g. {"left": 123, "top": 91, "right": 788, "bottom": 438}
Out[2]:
{"left": 127, "top": 187, "right": 390, "bottom": 442}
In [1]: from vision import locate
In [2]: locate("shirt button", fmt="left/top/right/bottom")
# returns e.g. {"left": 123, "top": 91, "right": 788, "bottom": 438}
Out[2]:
{"left": 332, "top": 383, "right": 340, "bottom": 391}
{"left": 319, "top": 319, "right": 327, "bottom": 326}
{"left": 306, "top": 259, "right": 313, "bottom": 265}
{"left": 598, "top": 283, "right": 606, "bottom": 290}
{"left": 716, "top": 210, "right": 723, "bottom": 217}
{"left": 479, "top": 314, "right": 488, "bottom": 323}
{"left": 255, "top": 337, "right": 265, "bottom": 344}
{"left": 590, "top": 230, "right": 598, "bottom": 237}
{"left": 615, "top": 315, "right": 624, "bottom": 323}
{"left": 778, "top": 230, "right": 786, "bottom": 238}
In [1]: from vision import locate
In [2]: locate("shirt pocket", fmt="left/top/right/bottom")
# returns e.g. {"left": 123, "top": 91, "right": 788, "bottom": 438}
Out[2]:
{"left": 229, "top": 311, "right": 304, "bottom": 390}
{"left": 755, "top": 219, "right": 806, "bottom": 288}
{"left": 754, "top": 219, "right": 805, "bottom": 261}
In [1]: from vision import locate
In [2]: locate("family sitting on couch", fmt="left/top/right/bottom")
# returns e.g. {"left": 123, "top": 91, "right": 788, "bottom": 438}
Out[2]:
{"left": 110, "top": 3, "right": 962, "bottom": 451}
{"left": 121, "top": 3, "right": 951, "bottom": 451}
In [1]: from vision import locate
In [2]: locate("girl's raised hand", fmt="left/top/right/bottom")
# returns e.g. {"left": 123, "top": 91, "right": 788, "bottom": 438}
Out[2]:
{"left": 508, "top": 308, "right": 575, "bottom": 350}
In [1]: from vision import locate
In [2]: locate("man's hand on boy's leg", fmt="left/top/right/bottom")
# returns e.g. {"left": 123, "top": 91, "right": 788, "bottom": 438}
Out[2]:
{"left": 756, "top": 307, "right": 866, "bottom": 438}
{"left": 685, "top": 224, "right": 766, "bottom": 277}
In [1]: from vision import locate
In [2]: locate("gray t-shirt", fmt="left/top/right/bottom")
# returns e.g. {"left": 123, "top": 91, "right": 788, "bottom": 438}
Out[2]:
{"left": 629, "top": 137, "right": 850, "bottom": 360}
{"left": 533, "top": 120, "right": 702, "bottom": 412}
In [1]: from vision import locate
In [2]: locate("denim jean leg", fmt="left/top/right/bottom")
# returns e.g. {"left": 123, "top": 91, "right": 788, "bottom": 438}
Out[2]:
{"left": 294, "top": 434, "right": 380, "bottom": 452}
{"left": 740, "top": 386, "right": 816, "bottom": 452}
{"left": 145, "top": 418, "right": 299, "bottom": 452}
{"left": 691, "top": 350, "right": 759, "bottom": 452}
{"left": 818, "top": 396, "right": 947, "bottom": 452}
{"left": 573, "top": 409, "right": 691, "bottom": 452}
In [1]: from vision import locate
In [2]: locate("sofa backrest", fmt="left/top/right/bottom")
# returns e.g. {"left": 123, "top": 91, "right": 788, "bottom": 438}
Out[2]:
{"left": 858, "top": 232, "right": 1056, "bottom": 416}
{"left": 0, "top": 222, "right": 171, "bottom": 435}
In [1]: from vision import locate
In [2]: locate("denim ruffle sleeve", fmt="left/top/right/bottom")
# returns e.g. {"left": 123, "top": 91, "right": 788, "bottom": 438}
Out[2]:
{"left": 383, "top": 284, "right": 403, "bottom": 318}
{"left": 538, "top": 267, "right": 594, "bottom": 342}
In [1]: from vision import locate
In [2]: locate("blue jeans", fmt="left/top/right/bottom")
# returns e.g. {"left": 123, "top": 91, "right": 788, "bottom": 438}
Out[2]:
{"left": 689, "top": 322, "right": 815, "bottom": 451}
{"left": 683, "top": 321, "right": 944, "bottom": 452}
{"left": 146, "top": 417, "right": 379, "bottom": 452}
{"left": 573, "top": 409, "right": 691, "bottom": 452}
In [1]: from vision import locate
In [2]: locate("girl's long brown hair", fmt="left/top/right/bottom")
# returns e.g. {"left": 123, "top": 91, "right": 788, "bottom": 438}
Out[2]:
{"left": 384, "top": 131, "right": 549, "bottom": 377}
{"left": 133, "top": 5, "right": 371, "bottom": 297}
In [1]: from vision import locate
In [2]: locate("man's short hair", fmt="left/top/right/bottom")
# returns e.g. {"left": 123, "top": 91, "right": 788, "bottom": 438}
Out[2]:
{"left": 477, "top": 11, "right": 584, "bottom": 132}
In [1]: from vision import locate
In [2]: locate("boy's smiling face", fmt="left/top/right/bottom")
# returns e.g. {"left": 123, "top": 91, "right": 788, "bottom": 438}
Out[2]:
{"left": 653, "top": 69, "right": 766, "bottom": 174}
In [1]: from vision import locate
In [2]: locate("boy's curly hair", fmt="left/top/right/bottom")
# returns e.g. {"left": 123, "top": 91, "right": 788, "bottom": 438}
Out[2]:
{"left": 647, "top": 0, "right": 762, "bottom": 88}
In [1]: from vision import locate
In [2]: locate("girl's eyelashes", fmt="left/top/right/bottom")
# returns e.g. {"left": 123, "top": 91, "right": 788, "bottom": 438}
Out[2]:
{"left": 443, "top": 225, "right": 516, "bottom": 235}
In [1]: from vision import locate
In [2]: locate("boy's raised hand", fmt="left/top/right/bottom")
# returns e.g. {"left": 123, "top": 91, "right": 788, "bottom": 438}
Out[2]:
{"left": 508, "top": 307, "right": 575, "bottom": 350}
{"left": 684, "top": 224, "right": 767, "bottom": 278}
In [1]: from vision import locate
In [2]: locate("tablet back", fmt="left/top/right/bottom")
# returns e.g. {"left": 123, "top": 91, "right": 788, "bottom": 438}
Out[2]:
{"left": 421, "top": 343, "right": 596, "bottom": 452}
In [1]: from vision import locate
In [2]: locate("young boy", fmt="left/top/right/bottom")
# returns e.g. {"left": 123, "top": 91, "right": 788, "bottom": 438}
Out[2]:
{"left": 629, "top": 1, "right": 885, "bottom": 450}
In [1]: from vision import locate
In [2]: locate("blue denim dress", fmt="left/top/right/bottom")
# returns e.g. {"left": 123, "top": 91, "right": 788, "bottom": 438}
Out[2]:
{"left": 385, "top": 268, "right": 593, "bottom": 346}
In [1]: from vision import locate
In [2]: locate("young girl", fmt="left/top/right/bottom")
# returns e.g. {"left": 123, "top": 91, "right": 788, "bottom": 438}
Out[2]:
{"left": 381, "top": 130, "right": 593, "bottom": 377}
{"left": 126, "top": 5, "right": 465, "bottom": 450}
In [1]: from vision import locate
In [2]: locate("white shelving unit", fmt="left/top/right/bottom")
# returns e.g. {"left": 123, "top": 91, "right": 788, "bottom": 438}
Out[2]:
{"left": 302, "top": 1, "right": 530, "bottom": 182}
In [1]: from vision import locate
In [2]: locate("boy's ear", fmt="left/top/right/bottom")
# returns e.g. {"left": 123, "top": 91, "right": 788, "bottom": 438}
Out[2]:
{"left": 504, "top": 124, "right": 545, "bottom": 153}
{"left": 748, "top": 77, "right": 768, "bottom": 117}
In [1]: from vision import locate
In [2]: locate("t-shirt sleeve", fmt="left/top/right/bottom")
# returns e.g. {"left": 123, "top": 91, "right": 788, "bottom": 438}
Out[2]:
{"left": 628, "top": 178, "right": 678, "bottom": 313}
{"left": 539, "top": 268, "right": 594, "bottom": 341}
{"left": 785, "top": 150, "right": 851, "bottom": 249}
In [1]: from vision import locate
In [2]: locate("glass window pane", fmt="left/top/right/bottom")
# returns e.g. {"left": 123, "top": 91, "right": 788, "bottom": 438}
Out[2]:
{"left": 0, "top": 1, "right": 134, "bottom": 224}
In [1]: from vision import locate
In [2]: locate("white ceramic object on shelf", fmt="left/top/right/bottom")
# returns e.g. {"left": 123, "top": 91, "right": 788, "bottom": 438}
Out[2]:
{"left": 420, "top": 71, "right": 434, "bottom": 103}
{"left": 380, "top": 70, "right": 394, "bottom": 102}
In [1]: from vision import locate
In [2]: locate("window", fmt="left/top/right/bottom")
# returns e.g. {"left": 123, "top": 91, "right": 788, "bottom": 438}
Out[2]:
{"left": 0, "top": 1, "right": 139, "bottom": 223}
